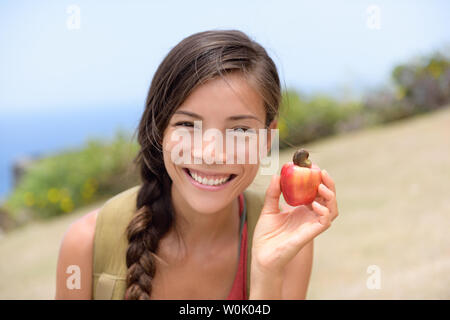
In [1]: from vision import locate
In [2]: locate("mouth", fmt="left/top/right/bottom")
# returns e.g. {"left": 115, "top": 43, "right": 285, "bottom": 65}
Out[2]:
{"left": 182, "top": 167, "right": 237, "bottom": 188}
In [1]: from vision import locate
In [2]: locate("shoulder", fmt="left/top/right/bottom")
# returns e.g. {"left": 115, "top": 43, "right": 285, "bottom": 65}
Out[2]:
{"left": 243, "top": 188, "right": 266, "bottom": 241}
{"left": 55, "top": 208, "right": 99, "bottom": 299}
{"left": 55, "top": 185, "right": 142, "bottom": 299}
{"left": 243, "top": 188, "right": 266, "bottom": 221}
{"left": 59, "top": 184, "right": 141, "bottom": 261}
{"left": 243, "top": 188, "right": 265, "bottom": 208}
{"left": 93, "top": 185, "right": 141, "bottom": 249}
{"left": 96, "top": 185, "right": 141, "bottom": 225}
{"left": 63, "top": 208, "right": 99, "bottom": 254}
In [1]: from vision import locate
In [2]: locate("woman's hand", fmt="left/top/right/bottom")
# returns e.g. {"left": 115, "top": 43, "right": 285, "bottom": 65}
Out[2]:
{"left": 251, "top": 169, "right": 339, "bottom": 276}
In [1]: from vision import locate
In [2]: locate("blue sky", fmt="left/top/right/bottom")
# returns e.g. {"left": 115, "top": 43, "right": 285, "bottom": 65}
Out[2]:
{"left": 1, "top": 0, "right": 450, "bottom": 113}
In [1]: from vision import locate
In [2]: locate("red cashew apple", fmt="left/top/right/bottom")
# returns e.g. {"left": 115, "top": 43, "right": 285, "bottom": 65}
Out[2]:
{"left": 280, "top": 149, "right": 322, "bottom": 206}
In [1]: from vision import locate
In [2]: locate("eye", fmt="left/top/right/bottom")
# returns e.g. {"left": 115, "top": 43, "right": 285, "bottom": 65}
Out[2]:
{"left": 233, "top": 127, "right": 256, "bottom": 133}
{"left": 174, "top": 121, "right": 194, "bottom": 127}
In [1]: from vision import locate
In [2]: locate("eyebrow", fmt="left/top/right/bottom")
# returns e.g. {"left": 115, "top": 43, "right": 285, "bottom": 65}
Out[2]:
{"left": 174, "top": 110, "right": 263, "bottom": 123}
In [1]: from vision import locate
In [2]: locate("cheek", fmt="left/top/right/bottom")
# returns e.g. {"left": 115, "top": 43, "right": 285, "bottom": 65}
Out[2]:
{"left": 162, "top": 131, "right": 183, "bottom": 177}
{"left": 240, "top": 163, "right": 259, "bottom": 184}
{"left": 230, "top": 134, "right": 266, "bottom": 165}
{"left": 163, "top": 128, "right": 183, "bottom": 151}
{"left": 162, "top": 128, "right": 194, "bottom": 166}
{"left": 162, "top": 146, "right": 176, "bottom": 180}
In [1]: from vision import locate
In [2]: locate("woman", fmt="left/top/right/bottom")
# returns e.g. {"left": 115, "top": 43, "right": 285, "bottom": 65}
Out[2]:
{"left": 55, "top": 29, "right": 338, "bottom": 300}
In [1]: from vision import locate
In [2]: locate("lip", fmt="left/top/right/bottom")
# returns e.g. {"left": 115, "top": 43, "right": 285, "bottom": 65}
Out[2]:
{"left": 184, "top": 167, "right": 235, "bottom": 178}
{"left": 182, "top": 168, "right": 236, "bottom": 191}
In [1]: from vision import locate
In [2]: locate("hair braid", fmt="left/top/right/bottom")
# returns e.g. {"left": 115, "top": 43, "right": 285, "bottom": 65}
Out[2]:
{"left": 125, "top": 148, "right": 174, "bottom": 299}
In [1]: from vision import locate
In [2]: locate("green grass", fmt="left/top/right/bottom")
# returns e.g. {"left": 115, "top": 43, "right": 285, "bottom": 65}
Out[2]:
{"left": 1, "top": 106, "right": 450, "bottom": 299}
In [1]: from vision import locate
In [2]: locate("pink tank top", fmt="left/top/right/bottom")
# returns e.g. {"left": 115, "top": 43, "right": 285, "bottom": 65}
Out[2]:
{"left": 226, "top": 193, "right": 247, "bottom": 300}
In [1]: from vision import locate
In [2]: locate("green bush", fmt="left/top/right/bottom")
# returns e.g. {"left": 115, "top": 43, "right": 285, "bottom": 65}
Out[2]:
{"left": 278, "top": 89, "right": 363, "bottom": 148}
{"left": 392, "top": 51, "right": 450, "bottom": 111}
{"left": 365, "top": 49, "right": 450, "bottom": 124}
{"left": 4, "top": 129, "right": 140, "bottom": 222}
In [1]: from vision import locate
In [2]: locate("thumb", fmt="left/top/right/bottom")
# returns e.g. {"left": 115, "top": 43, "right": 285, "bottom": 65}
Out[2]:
{"left": 261, "top": 174, "right": 281, "bottom": 215}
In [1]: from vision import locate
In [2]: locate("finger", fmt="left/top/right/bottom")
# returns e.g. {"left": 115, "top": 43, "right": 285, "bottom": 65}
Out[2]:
{"left": 317, "top": 183, "right": 334, "bottom": 202}
{"left": 311, "top": 201, "right": 331, "bottom": 226}
{"left": 315, "top": 195, "right": 327, "bottom": 207}
{"left": 321, "top": 169, "right": 336, "bottom": 194}
{"left": 314, "top": 195, "right": 338, "bottom": 222}
{"left": 262, "top": 174, "right": 281, "bottom": 215}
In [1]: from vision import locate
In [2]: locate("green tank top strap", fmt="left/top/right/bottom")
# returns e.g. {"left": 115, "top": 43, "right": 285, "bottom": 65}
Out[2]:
{"left": 92, "top": 185, "right": 266, "bottom": 300}
{"left": 92, "top": 185, "right": 139, "bottom": 299}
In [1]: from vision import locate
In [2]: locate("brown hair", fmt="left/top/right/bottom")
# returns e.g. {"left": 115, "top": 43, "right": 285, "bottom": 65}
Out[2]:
{"left": 125, "top": 29, "right": 281, "bottom": 299}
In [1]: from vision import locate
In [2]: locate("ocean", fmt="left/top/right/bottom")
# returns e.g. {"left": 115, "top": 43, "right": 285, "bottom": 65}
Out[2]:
{"left": 0, "top": 104, "right": 144, "bottom": 202}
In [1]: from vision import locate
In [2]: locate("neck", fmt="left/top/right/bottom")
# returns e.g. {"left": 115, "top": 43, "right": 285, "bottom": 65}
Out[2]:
{"left": 168, "top": 183, "right": 240, "bottom": 257}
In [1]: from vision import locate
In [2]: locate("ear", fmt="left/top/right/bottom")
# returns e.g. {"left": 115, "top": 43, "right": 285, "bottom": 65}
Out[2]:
{"left": 265, "top": 119, "right": 278, "bottom": 154}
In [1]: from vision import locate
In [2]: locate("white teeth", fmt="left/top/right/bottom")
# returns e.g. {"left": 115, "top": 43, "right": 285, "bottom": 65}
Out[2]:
{"left": 188, "top": 169, "right": 231, "bottom": 186}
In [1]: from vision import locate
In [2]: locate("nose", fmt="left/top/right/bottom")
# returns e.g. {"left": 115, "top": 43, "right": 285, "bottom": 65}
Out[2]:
{"left": 191, "top": 134, "right": 229, "bottom": 165}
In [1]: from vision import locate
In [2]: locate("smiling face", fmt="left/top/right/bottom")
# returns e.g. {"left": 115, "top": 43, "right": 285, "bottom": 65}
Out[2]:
{"left": 162, "top": 71, "right": 276, "bottom": 214}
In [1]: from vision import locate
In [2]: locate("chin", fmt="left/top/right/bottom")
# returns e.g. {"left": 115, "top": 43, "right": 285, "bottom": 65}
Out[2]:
{"left": 186, "top": 195, "right": 232, "bottom": 215}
